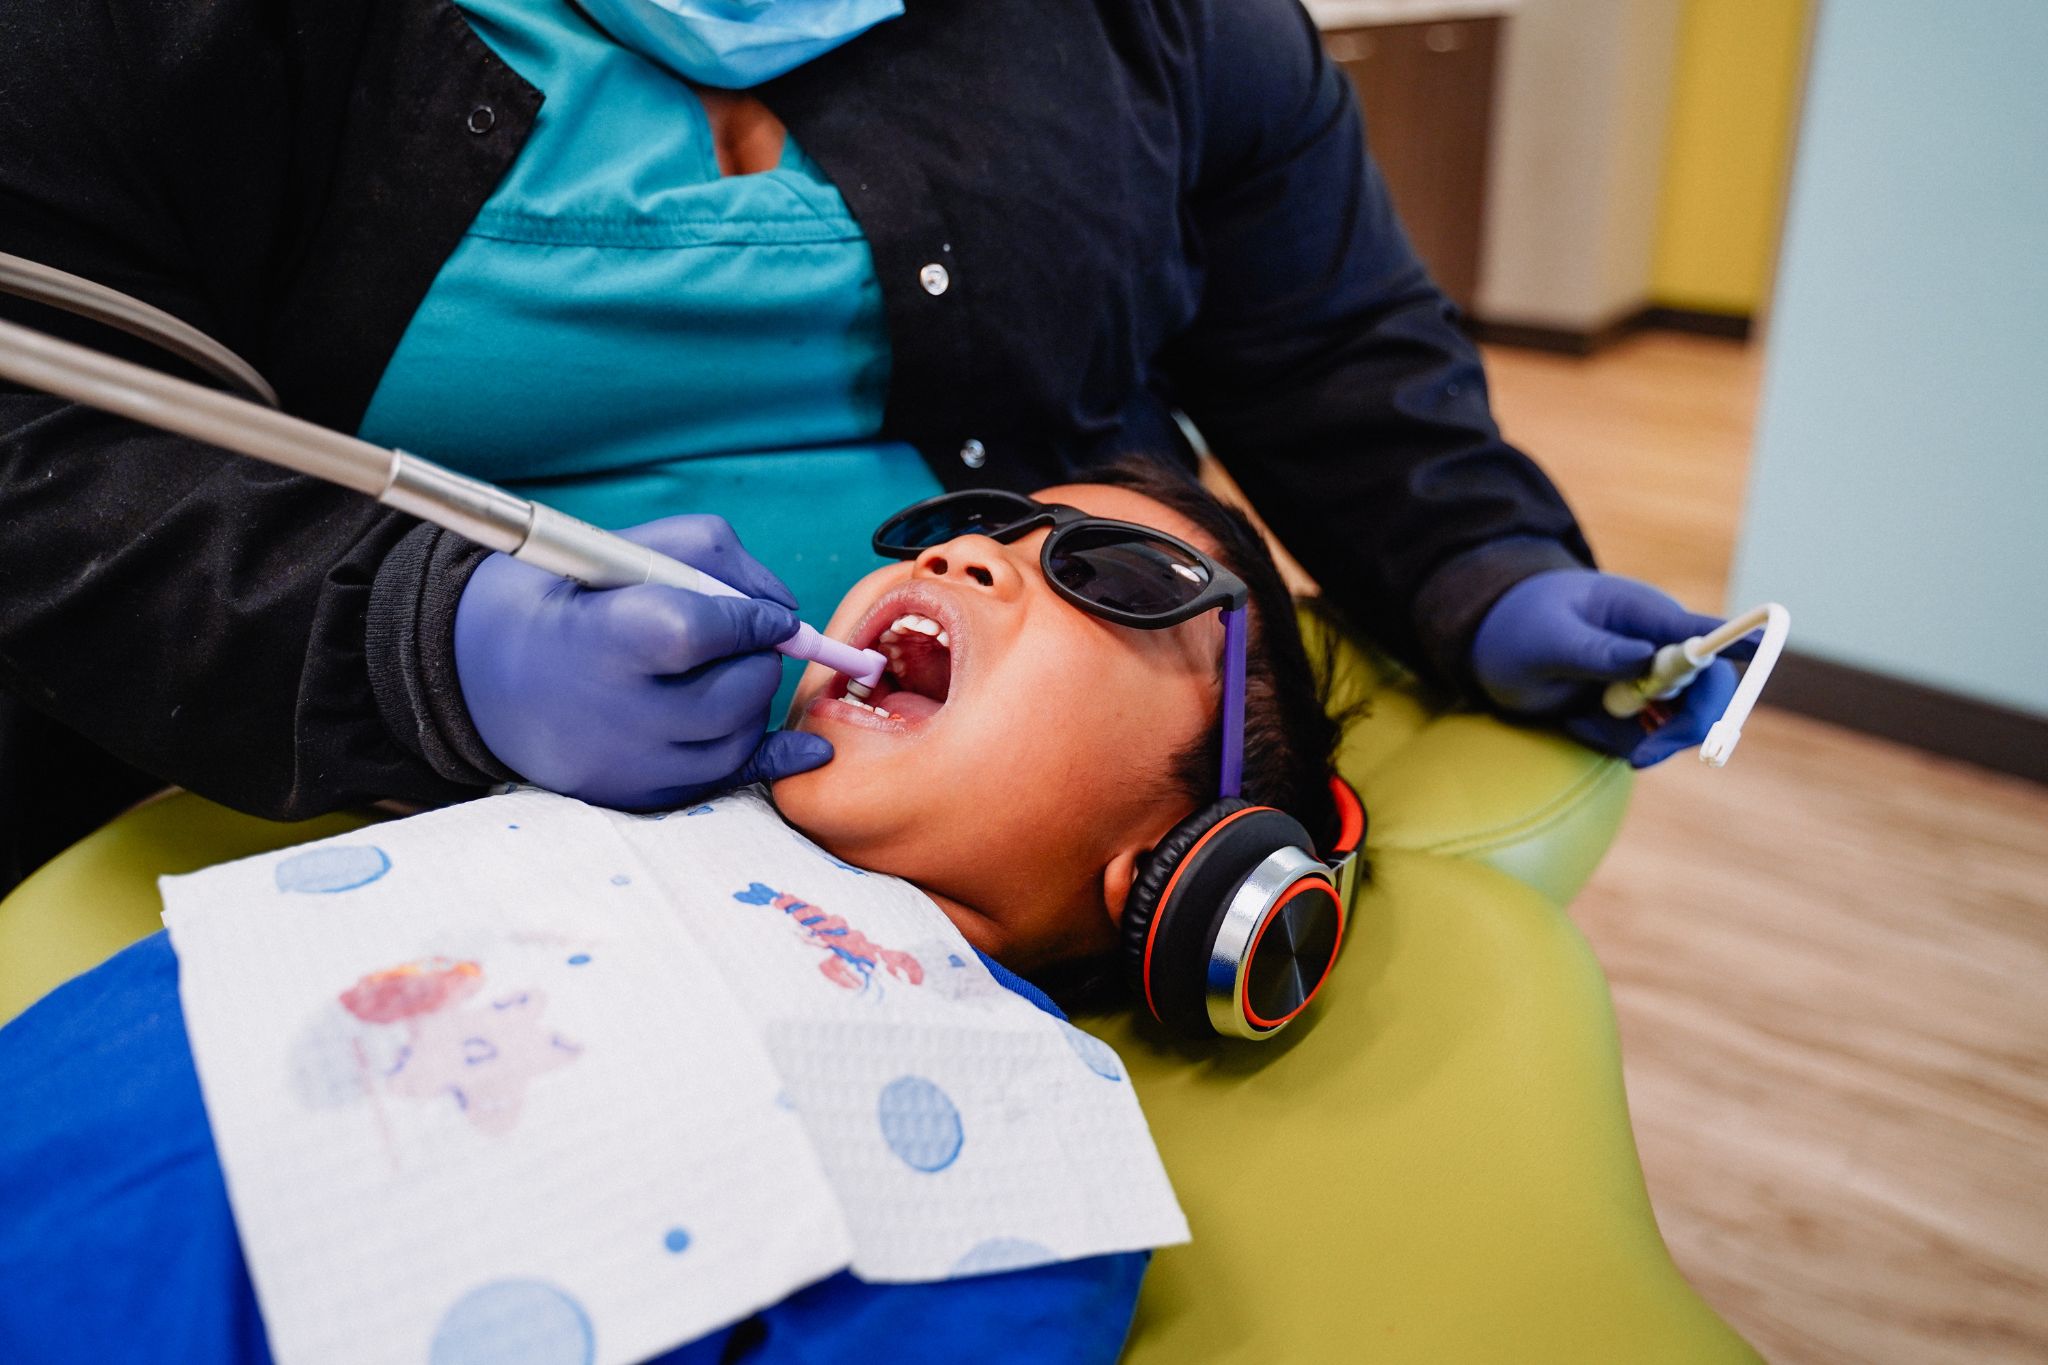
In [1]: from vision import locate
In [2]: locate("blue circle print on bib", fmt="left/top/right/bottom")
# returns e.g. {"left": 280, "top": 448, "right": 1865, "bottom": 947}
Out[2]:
{"left": 877, "top": 1074, "right": 964, "bottom": 1172}
{"left": 274, "top": 845, "right": 391, "bottom": 894}
{"left": 429, "top": 1279, "right": 593, "bottom": 1365}
{"left": 951, "top": 1237, "right": 1055, "bottom": 1277}
{"left": 1059, "top": 1021, "right": 1124, "bottom": 1081}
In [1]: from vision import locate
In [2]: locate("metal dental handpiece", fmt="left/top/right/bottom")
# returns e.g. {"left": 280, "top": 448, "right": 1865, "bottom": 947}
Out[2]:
{"left": 0, "top": 314, "right": 887, "bottom": 688}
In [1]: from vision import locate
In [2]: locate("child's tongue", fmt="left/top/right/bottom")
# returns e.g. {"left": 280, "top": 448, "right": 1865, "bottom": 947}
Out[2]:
{"left": 872, "top": 684, "right": 944, "bottom": 723}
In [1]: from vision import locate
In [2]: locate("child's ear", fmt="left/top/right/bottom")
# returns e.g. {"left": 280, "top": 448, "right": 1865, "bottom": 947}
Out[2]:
{"left": 1102, "top": 800, "right": 1198, "bottom": 927}
{"left": 1101, "top": 844, "right": 1148, "bottom": 928}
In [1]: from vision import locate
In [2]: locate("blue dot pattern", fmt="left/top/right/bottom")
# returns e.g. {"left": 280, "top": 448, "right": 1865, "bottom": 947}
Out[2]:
{"left": 428, "top": 1279, "right": 593, "bottom": 1365}
{"left": 273, "top": 845, "right": 391, "bottom": 894}
{"left": 877, "top": 1075, "right": 964, "bottom": 1172}
{"left": 950, "top": 1237, "right": 1056, "bottom": 1278}
{"left": 567, "top": 954, "right": 591, "bottom": 966}
{"left": 1059, "top": 1022, "right": 1124, "bottom": 1081}
{"left": 609, "top": 874, "right": 631, "bottom": 886}
{"left": 663, "top": 1227, "right": 692, "bottom": 1254}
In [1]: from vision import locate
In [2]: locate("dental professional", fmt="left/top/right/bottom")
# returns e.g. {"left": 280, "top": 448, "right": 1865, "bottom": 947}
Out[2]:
{"left": 0, "top": 0, "right": 1740, "bottom": 888}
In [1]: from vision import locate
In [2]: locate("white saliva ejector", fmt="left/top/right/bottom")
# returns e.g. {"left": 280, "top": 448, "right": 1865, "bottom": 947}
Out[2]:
{"left": 1601, "top": 603, "right": 1791, "bottom": 767}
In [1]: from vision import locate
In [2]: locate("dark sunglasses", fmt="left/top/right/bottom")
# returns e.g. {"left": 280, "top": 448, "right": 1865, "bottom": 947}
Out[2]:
{"left": 872, "top": 489, "right": 1252, "bottom": 798}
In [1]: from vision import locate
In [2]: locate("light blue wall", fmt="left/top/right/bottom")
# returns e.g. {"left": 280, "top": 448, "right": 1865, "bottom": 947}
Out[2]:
{"left": 1729, "top": 0, "right": 2048, "bottom": 716}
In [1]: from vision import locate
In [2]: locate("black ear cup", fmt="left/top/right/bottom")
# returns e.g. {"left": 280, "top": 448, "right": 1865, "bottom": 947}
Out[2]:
{"left": 1120, "top": 799, "right": 1250, "bottom": 1001}
{"left": 1123, "top": 800, "right": 1322, "bottom": 1036}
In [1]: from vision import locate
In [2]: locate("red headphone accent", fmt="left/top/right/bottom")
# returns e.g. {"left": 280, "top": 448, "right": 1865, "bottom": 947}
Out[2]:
{"left": 1328, "top": 774, "right": 1365, "bottom": 860}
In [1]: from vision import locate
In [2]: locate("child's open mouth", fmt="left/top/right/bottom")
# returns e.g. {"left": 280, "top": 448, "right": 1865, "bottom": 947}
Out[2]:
{"left": 821, "top": 592, "right": 958, "bottom": 727}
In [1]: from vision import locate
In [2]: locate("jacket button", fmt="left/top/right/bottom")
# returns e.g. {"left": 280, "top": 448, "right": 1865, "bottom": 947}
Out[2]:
{"left": 919, "top": 263, "right": 951, "bottom": 296}
{"left": 959, "top": 439, "right": 986, "bottom": 469}
{"left": 467, "top": 105, "right": 497, "bottom": 135}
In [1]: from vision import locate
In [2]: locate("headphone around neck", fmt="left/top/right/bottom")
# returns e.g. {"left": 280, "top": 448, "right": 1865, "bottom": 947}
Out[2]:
{"left": 1120, "top": 775, "right": 1365, "bottom": 1039}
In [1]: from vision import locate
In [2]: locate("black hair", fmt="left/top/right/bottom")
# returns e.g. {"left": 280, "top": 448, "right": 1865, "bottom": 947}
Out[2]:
{"left": 1082, "top": 455, "right": 1346, "bottom": 853}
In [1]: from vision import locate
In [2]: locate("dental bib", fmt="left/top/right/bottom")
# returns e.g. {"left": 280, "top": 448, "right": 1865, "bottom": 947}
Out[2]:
{"left": 163, "top": 788, "right": 1185, "bottom": 1365}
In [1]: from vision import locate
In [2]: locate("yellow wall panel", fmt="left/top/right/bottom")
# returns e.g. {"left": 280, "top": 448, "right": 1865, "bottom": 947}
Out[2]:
{"left": 1652, "top": 0, "right": 1811, "bottom": 316}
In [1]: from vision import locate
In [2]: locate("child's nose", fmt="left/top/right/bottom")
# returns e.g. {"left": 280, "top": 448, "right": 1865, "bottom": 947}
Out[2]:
{"left": 912, "top": 535, "right": 1026, "bottom": 600}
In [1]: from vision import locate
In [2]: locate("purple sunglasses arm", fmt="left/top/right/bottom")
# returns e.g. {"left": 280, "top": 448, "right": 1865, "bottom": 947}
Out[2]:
{"left": 1220, "top": 606, "right": 1248, "bottom": 799}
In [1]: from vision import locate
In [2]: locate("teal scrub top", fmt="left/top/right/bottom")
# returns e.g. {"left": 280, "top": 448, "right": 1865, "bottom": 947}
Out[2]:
{"left": 355, "top": 0, "right": 941, "bottom": 714}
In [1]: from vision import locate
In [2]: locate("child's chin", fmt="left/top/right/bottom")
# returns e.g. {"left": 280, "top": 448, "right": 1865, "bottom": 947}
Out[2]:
{"left": 765, "top": 761, "right": 845, "bottom": 842}
{"left": 771, "top": 763, "right": 908, "bottom": 885}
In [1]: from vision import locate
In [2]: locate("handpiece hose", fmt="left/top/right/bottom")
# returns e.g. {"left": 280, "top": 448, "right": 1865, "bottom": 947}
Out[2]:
{"left": 0, "top": 315, "right": 885, "bottom": 686}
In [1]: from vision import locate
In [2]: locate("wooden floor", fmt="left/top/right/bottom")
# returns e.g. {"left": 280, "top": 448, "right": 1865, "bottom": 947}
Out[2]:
{"left": 1480, "top": 334, "right": 2048, "bottom": 1364}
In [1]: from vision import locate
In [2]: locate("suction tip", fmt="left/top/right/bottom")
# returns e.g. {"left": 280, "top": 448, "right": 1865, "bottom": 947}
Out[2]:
{"left": 1700, "top": 720, "right": 1743, "bottom": 767}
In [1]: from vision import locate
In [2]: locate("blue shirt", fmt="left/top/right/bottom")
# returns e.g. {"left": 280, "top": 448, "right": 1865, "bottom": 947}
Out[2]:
{"left": 0, "top": 933, "right": 1144, "bottom": 1364}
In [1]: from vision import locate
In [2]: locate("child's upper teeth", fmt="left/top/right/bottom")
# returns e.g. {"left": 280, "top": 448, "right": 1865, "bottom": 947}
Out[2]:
{"left": 882, "top": 613, "right": 948, "bottom": 646}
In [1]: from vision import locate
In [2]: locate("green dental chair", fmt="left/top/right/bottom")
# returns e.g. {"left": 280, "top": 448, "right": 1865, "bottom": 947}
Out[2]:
{"left": 0, "top": 613, "right": 1757, "bottom": 1363}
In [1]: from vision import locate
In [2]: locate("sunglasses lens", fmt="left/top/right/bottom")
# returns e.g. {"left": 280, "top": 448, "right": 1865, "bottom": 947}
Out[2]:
{"left": 875, "top": 494, "right": 1031, "bottom": 552}
{"left": 1045, "top": 525, "right": 1212, "bottom": 618}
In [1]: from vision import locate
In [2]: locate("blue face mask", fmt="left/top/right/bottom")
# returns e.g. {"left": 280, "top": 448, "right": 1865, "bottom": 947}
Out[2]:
{"left": 573, "top": 0, "right": 904, "bottom": 89}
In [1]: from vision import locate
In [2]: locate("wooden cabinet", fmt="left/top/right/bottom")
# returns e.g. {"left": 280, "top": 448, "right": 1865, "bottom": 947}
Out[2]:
{"left": 1323, "top": 17, "right": 1502, "bottom": 312}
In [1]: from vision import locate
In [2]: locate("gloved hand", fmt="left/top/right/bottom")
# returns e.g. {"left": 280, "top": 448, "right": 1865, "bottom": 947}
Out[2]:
{"left": 1470, "top": 569, "right": 1752, "bottom": 768}
{"left": 453, "top": 514, "right": 833, "bottom": 808}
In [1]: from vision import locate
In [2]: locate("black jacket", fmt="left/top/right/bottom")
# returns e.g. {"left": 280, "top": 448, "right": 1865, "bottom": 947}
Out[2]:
{"left": 0, "top": 0, "right": 1590, "bottom": 833}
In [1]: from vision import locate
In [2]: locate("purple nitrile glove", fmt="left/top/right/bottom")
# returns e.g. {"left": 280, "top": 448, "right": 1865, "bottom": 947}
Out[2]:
{"left": 1470, "top": 569, "right": 1754, "bottom": 768}
{"left": 453, "top": 514, "right": 834, "bottom": 808}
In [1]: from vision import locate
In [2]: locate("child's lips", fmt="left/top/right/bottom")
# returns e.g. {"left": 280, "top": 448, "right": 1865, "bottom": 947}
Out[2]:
{"left": 803, "top": 692, "right": 923, "bottom": 733}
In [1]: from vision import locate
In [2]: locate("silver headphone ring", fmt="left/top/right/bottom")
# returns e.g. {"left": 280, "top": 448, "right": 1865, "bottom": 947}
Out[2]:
{"left": 1203, "top": 846, "right": 1332, "bottom": 1039}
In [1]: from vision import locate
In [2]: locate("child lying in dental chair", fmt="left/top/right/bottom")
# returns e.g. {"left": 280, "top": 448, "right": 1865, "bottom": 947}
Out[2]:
{"left": 0, "top": 459, "right": 1355, "bottom": 1365}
